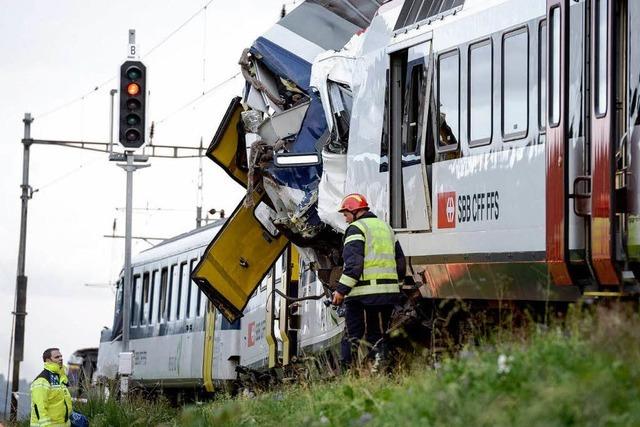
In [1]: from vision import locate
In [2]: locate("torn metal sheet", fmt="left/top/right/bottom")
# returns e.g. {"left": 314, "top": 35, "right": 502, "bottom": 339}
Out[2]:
{"left": 308, "top": 0, "right": 387, "bottom": 30}
{"left": 343, "top": 2, "right": 404, "bottom": 220}
{"left": 317, "top": 150, "right": 348, "bottom": 232}
{"left": 258, "top": 101, "right": 311, "bottom": 145}
{"left": 192, "top": 191, "right": 288, "bottom": 323}
{"left": 208, "top": 97, "right": 248, "bottom": 188}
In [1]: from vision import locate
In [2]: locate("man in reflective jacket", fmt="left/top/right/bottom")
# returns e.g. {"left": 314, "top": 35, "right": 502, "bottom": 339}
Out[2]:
{"left": 332, "top": 193, "right": 406, "bottom": 368}
{"left": 30, "top": 348, "right": 72, "bottom": 426}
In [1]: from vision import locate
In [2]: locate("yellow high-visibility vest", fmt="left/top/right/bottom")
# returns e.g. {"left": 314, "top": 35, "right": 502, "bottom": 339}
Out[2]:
{"left": 339, "top": 217, "right": 401, "bottom": 297}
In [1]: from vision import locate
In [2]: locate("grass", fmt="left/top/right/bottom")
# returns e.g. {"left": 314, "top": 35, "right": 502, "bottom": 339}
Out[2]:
{"left": 75, "top": 390, "right": 177, "bottom": 427}
{"left": 8, "top": 303, "right": 640, "bottom": 426}
{"left": 177, "top": 303, "right": 640, "bottom": 427}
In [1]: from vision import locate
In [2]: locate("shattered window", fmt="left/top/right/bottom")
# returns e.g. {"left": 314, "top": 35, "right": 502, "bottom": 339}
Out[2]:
{"left": 327, "top": 80, "right": 353, "bottom": 153}
{"left": 404, "top": 64, "right": 425, "bottom": 155}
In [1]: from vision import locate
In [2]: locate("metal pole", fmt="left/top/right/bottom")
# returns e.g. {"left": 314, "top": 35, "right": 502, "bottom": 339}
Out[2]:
{"left": 117, "top": 152, "right": 149, "bottom": 352}
{"left": 122, "top": 152, "right": 134, "bottom": 351}
{"left": 109, "top": 89, "right": 117, "bottom": 155}
{"left": 196, "top": 137, "right": 204, "bottom": 229}
{"left": 10, "top": 113, "right": 33, "bottom": 421}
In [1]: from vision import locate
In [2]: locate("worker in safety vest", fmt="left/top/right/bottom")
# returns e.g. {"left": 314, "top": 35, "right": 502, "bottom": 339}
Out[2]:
{"left": 30, "top": 348, "right": 72, "bottom": 426}
{"left": 332, "top": 193, "right": 406, "bottom": 369}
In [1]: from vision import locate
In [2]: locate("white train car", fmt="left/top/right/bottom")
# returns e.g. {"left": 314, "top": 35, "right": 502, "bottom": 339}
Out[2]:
{"left": 96, "top": 220, "right": 343, "bottom": 392}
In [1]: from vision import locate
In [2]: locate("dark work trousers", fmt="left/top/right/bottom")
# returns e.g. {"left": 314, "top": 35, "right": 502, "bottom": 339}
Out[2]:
{"left": 341, "top": 299, "right": 394, "bottom": 367}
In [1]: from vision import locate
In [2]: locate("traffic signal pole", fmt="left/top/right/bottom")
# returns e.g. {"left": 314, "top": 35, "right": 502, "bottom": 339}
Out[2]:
{"left": 9, "top": 113, "right": 33, "bottom": 421}
{"left": 117, "top": 152, "right": 149, "bottom": 352}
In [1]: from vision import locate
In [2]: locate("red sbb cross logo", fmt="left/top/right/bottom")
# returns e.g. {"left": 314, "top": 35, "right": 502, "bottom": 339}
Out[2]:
{"left": 247, "top": 321, "right": 256, "bottom": 347}
{"left": 438, "top": 191, "right": 456, "bottom": 229}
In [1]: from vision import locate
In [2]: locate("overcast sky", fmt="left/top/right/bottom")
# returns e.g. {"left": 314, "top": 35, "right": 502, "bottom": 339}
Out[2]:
{"left": 0, "top": 0, "right": 293, "bottom": 395}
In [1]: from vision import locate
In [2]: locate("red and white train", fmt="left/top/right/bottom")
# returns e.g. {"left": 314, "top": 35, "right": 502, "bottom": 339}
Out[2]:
{"left": 195, "top": 0, "right": 640, "bottom": 322}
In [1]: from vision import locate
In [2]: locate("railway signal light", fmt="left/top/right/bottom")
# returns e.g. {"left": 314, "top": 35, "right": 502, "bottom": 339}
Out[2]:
{"left": 119, "top": 60, "right": 147, "bottom": 149}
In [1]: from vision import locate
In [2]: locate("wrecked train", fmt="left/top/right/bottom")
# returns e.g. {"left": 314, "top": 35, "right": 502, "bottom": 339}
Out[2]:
{"left": 99, "top": 0, "right": 640, "bottom": 390}
{"left": 194, "top": 0, "right": 640, "bottom": 326}
{"left": 96, "top": 221, "right": 343, "bottom": 391}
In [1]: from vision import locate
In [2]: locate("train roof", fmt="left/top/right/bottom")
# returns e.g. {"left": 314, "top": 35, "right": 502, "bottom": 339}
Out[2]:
{"left": 130, "top": 219, "right": 226, "bottom": 267}
{"left": 385, "top": 0, "right": 545, "bottom": 53}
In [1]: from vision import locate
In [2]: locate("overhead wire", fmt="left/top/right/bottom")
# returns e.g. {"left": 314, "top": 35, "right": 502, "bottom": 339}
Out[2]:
{"left": 141, "top": 0, "right": 215, "bottom": 59}
{"left": 33, "top": 0, "right": 216, "bottom": 121}
{"left": 154, "top": 72, "right": 240, "bottom": 125}
{"left": 33, "top": 157, "right": 103, "bottom": 193}
{"left": 35, "top": 75, "right": 116, "bottom": 121}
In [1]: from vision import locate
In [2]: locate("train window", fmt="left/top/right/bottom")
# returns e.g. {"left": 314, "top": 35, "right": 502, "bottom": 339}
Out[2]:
{"left": 178, "top": 261, "right": 188, "bottom": 320}
{"left": 502, "top": 28, "right": 529, "bottom": 140}
{"left": 595, "top": 0, "right": 608, "bottom": 116}
{"left": 199, "top": 292, "right": 208, "bottom": 317}
{"left": 169, "top": 264, "right": 178, "bottom": 321}
{"left": 189, "top": 258, "right": 199, "bottom": 318}
{"left": 158, "top": 267, "right": 168, "bottom": 322}
{"left": 379, "top": 70, "right": 390, "bottom": 173}
{"left": 437, "top": 49, "right": 460, "bottom": 150}
{"left": 131, "top": 274, "right": 140, "bottom": 327}
{"left": 260, "top": 266, "right": 271, "bottom": 292}
{"left": 539, "top": 21, "right": 547, "bottom": 130}
{"left": 469, "top": 39, "right": 493, "bottom": 146}
{"left": 149, "top": 270, "right": 158, "bottom": 325}
{"left": 404, "top": 63, "right": 424, "bottom": 155}
{"left": 549, "top": 7, "right": 561, "bottom": 127}
{"left": 275, "top": 257, "right": 283, "bottom": 282}
{"left": 141, "top": 272, "right": 150, "bottom": 325}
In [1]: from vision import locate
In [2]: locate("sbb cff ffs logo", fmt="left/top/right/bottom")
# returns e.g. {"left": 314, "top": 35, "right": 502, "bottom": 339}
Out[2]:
{"left": 438, "top": 192, "right": 456, "bottom": 228}
{"left": 118, "top": 60, "right": 146, "bottom": 149}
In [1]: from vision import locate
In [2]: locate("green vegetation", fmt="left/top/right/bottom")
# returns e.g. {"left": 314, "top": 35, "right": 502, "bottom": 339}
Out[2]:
{"left": 75, "top": 391, "right": 177, "bottom": 426}
{"left": 12, "top": 389, "right": 176, "bottom": 427}
{"left": 178, "top": 304, "right": 640, "bottom": 427}
{"left": 11, "top": 304, "right": 639, "bottom": 426}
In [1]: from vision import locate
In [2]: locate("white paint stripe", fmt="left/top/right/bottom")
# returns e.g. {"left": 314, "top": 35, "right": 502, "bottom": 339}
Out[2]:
{"left": 262, "top": 24, "right": 326, "bottom": 64}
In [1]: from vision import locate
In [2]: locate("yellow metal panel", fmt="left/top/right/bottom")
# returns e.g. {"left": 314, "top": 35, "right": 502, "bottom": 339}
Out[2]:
{"left": 207, "top": 97, "right": 248, "bottom": 188}
{"left": 265, "top": 270, "right": 278, "bottom": 369}
{"left": 279, "top": 246, "right": 300, "bottom": 366}
{"left": 202, "top": 302, "right": 215, "bottom": 393}
{"left": 192, "top": 192, "right": 289, "bottom": 322}
{"left": 290, "top": 246, "right": 300, "bottom": 282}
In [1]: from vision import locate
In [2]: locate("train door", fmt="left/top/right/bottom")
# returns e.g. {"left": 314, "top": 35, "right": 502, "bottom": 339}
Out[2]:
{"left": 389, "top": 40, "right": 433, "bottom": 231}
{"left": 627, "top": 1, "right": 640, "bottom": 264}
{"left": 546, "top": 0, "right": 574, "bottom": 285}
{"left": 589, "top": 0, "right": 624, "bottom": 285}
{"left": 588, "top": 0, "right": 637, "bottom": 285}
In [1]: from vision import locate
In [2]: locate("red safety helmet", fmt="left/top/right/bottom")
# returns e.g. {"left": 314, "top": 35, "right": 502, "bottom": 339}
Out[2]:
{"left": 338, "top": 193, "right": 369, "bottom": 213}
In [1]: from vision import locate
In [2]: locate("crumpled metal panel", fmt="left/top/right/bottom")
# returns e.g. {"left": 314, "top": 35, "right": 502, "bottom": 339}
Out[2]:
{"left": 343, "top": 3, "right": 404, "bottom": 220}
{"left": 308, "top": 0, "right": 387, "bottom": 29}
{"left": 251, "top": 37, "right": 313, "bottom": 92}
